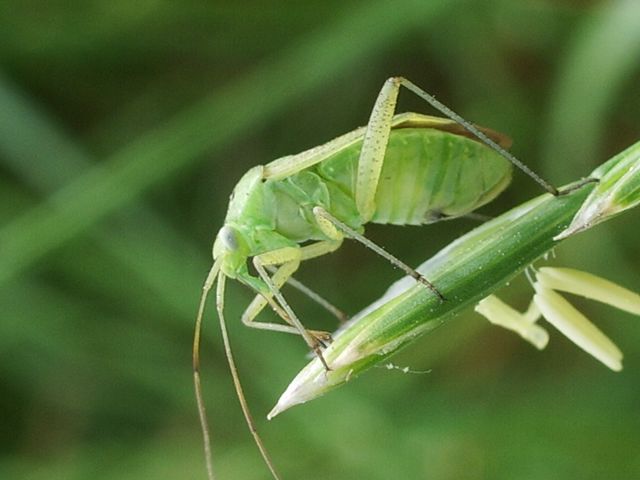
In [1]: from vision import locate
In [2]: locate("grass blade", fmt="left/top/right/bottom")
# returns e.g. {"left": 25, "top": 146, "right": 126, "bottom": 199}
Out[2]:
{"left": 271, "top": 139, "right": 640, "bottom": 416}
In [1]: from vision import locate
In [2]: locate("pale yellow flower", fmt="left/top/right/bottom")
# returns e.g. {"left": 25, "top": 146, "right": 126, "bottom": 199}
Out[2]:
{"left": 476, "top": 267, "right": 640, "bottom": 371}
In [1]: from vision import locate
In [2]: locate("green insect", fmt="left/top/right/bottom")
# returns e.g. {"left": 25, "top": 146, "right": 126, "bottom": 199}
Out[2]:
{"left": 193, "top": 77, "right": 589, "bottom": 480}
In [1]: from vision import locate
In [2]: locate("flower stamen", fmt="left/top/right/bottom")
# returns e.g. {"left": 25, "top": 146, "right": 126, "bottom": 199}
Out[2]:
{"left": 475, "top": 296, "right": 548, "bottom": 350}
{"left": 537, "top": 267, "right": 640, "bottom": 315}
{"left": 476, "top": 266, "right": 640, "bottom": 371}
{"left": 533, "top": 281, "right": 622, "bottom": 371}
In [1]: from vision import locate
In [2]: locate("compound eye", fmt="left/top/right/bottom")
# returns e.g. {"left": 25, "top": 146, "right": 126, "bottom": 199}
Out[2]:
{"left": 218, "top": 225, "right": 239, "bottom": 251}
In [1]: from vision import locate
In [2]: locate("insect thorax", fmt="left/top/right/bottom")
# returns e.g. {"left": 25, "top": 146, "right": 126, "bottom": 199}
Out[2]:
{"left": 222, "top": 127, "right": 512, "bottom": 261}
{"left": 222, "top": 165, "right": 358, "bottom": 258}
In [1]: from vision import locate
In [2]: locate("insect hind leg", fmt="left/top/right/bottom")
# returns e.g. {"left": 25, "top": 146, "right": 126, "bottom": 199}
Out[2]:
{"left": 369, "top": 77, "right": 597, "bottom": 197}
{"left": 393, "top": 77, "right": 566, "bottom": 195}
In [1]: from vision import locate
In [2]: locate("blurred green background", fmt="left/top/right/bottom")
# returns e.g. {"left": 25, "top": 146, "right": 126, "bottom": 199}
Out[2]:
{"left": 1, "top": 1, "right": 639, "bottom": 479}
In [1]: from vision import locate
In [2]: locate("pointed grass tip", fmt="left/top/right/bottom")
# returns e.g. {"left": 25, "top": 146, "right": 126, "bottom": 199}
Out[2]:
{"left": 555, "top": 142, "right": 640, "bottom": 241}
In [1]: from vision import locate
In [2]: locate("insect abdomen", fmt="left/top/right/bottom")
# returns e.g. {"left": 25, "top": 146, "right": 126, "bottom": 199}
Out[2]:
{"left": 371, "top": 129, "right": 511, "bottom": 225}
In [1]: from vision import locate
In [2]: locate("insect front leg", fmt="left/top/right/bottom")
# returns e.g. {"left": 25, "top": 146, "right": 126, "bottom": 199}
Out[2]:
{"left": 266, "top": 267, "right": 349, "bottom": 324}
{"left": 243, "top": 253, "right": 332, "bottom": 343}
{"left": 251, "top": 245, "right": 339, "bottom": 370}
{"left": 245, "top": 241, "right": 343, "bottom": 332}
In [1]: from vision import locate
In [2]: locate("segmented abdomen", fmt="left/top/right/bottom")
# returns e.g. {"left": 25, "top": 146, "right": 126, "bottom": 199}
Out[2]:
{"left": 373, "top": 129, "right": 511, "bottom": 224}
{"left": 317, "top": 128, "right": 512, "bottom": 227}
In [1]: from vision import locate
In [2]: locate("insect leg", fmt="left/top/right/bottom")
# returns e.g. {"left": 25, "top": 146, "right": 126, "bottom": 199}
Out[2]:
{"left": 259, "top": 240, "right": 347, "bottom": 324}
{"left": 248, "top": 242, "right": 342, "bottom": 330}
{"left": 193, "top": 259, "right": 221, "bottom": 480}
{"left": 354, "top": 77, "right": 401, "bottom": 222}
{"left": 267, "top": 267, "right": 349, "bottom": 324}
{"left": 393, "top": 77, "right": 599, "bottom": 196}
{"left": 242, "top": 257, "right": 334, "bottom": 343}
{"left": 313, "top": 207, "right": 445, "bottom": 300}
{"left": 252, "top": 246, "right": 337, "bottom": 370}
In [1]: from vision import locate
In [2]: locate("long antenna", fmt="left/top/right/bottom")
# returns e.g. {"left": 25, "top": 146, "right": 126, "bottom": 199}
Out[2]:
{"left": 193, "top": 259, "right": 221, "bottom": 480}
{"left": 193, "top": 260, "right": 282, "bottom": 480}
{"left": 216, "top": 273, "right": 283, "bottom": 480}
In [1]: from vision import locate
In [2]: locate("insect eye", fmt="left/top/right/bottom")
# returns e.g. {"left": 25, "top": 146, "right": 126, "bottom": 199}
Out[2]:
{"left": 219, "top": 226, "right": 239, "bottom": 251}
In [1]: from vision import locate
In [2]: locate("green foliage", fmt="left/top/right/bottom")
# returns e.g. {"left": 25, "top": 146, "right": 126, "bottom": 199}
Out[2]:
{"left": 1, "top": 1, "right": 639, "bottom": 479}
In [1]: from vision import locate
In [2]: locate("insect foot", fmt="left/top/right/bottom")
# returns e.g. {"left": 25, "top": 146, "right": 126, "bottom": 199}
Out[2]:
{"left": 413, "top": 272, "right": 446, "bottom": 302}
{"left": 309, "top": 329, "right": 333, "bottom": 347}
{"left": 555, "top": 176, "right": 600, "bottom": 196}
{"left": 312, "top": 342, "right": 332, "bottom": 372}
{"left": 476, "top": 266, "right": 640, "bottom": 371}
